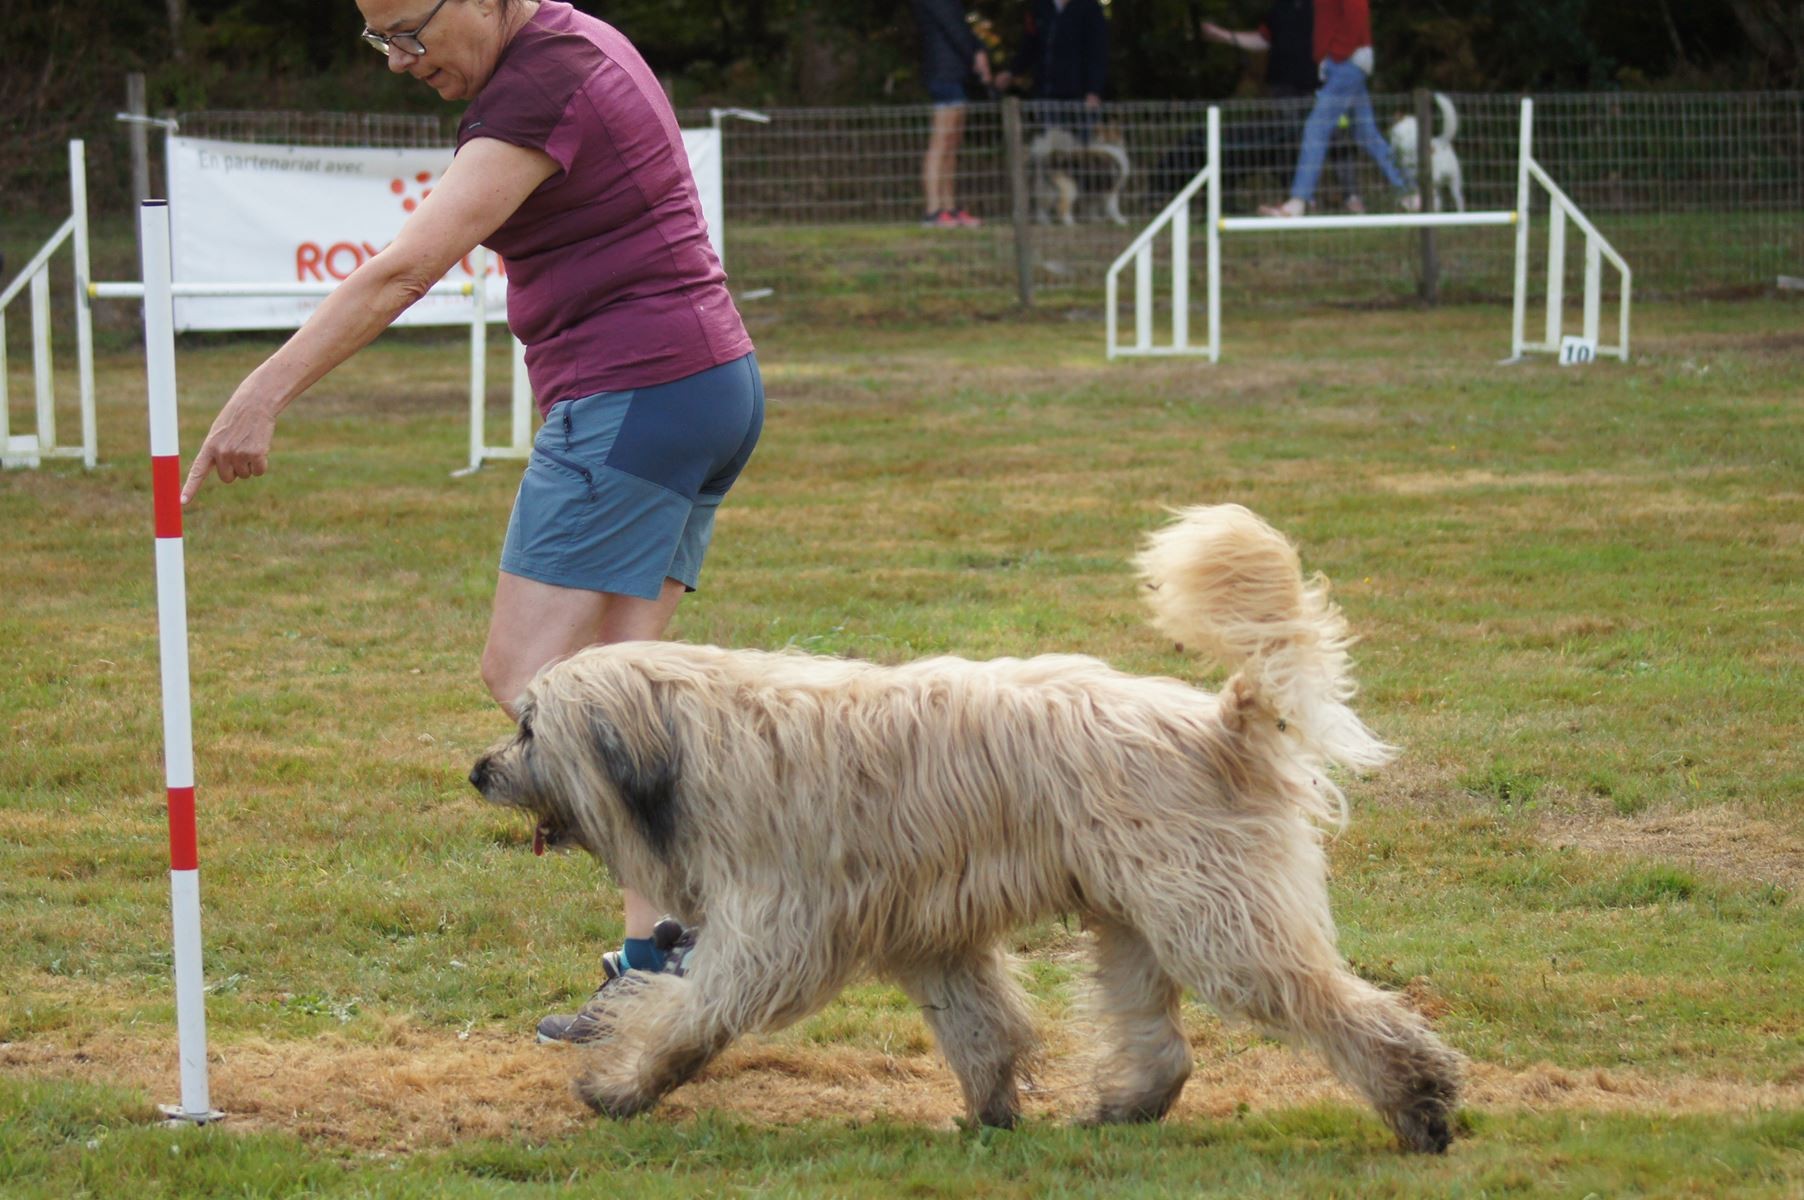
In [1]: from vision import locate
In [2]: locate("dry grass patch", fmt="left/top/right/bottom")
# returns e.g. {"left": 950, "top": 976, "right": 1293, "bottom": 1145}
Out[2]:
{"left": 1540, "top": 804, "right": 1804, "bottom": 898}
{"left": 8, "top": 1020, "right": 1803, "bottom": 1156}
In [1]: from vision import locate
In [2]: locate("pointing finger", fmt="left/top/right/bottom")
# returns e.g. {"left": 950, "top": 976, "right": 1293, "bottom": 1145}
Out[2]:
{"left": 181, "top": 447, "right": 213, "bottom": 505}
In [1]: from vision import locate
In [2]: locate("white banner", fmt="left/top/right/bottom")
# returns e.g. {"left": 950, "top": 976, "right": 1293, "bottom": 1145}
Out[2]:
{"left": 165, "top": 130, "right": 723, "bottom": 334}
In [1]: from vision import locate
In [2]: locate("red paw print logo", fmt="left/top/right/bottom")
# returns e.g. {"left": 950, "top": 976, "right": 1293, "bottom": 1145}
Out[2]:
{"left": 391, "top": 171, "right": 439, "bottom": 213}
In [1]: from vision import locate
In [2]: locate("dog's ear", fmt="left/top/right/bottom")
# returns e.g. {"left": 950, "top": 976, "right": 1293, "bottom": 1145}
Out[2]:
{"left": 588, "top": 705, "right": 682, "bottom": 863}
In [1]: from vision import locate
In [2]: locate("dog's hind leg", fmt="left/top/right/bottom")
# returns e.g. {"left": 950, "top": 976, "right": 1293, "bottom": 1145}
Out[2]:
{"left": 890, "top": 944, "right": 1039, "bottom": 1129}
{"left": 1146, "top": 874, "right": 1462, "bottom": 1153}
{"left": 1239, "top": 957, "right": 1462, "bottom": 1153}
{"left": 1082, "top": 918, "right": 1191, "bottom": 1125}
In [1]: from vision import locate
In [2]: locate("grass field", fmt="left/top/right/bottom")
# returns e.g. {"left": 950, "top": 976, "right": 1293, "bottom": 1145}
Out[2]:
{"left": 2, "top": 297, "right": 1801, "bottom": 1196}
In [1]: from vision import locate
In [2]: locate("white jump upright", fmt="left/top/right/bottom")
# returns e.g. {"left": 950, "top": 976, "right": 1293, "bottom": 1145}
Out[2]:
{"left": 455, "top": 246, "right": 535, "bottom": 476}
{"left": 1106, "top": 107, "right": 1221, "bottom": 361}
{"left": 1108, "top": 97, "right": 1630, "bottom": 362}
{"left": 0, "top": 140, "right": 97, "bottom": 470}
{"left": 139, "top": 200, "right": 220, "bottom": 1125}
{"left": 1512, "top": 100, "right": 1632, "bottom": 362}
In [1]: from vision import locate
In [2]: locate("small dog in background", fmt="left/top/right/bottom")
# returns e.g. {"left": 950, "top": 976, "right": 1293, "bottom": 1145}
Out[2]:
{"left": 1387, "top": 93, "right": 1465, "bottom": 212}
{"left": 470, "top": 505, "right": 1462, "bottom": 1153}
{"left": 1029, "top": 124, "right": 1131, "bottom": 225}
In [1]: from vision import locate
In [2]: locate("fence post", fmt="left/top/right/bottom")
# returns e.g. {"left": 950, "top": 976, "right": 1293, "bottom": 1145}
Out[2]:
{"left": 128, "top": 75, "right": 151, "bottom": 201}
{"left": 128, "top": 74, "right": 151, "bottom": 264}
{"left": 1002, "top": 96, "right": 1034, "bottom": 307}
{"left": 1414, "top": 88, "right": 1438, "bottom": 304}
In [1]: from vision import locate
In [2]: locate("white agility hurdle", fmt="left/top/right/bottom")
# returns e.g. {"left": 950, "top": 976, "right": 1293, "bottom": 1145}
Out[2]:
{"left": 1107, "top": 99, "right": 1632, "bottom": 363}
{"left": 5, "top": 140, "right": 532, "bottom": 475}
{"left": 89, "top": 249, "right": 527, "bottom": 477}
{"left": 139, "top": 200, "right": 221, "bottom": 1124}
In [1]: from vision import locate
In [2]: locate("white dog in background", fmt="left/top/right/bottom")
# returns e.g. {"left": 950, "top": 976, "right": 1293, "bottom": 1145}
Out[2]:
{"left": 1387, "top": 93, "right": 1465, "bottom": 212}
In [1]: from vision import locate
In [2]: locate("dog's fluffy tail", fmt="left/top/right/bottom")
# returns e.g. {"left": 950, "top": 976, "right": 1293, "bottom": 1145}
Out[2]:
{"left": 1134, "top": 505, "right": 1395, "bottom": 776}
{"left": 1434, "top": 92, "right": 1458, "bottom": 143}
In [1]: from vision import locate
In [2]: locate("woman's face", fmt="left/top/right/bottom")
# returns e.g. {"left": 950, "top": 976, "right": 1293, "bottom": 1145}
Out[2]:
{"left": 357, "top": 0, "right": 512, "bottom": 101}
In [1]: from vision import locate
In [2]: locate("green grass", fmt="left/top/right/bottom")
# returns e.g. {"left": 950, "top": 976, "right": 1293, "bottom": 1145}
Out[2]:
{"left": 2, "top": 297, "right": 1801, "bottom": 1194}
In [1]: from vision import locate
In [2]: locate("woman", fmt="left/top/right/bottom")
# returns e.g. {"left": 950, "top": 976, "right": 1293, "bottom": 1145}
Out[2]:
{"left": 181, "top": 0, "right": 762, "bottom": 1042}
{"left": 909, "top": 0, "right": 991, "bottom": 228}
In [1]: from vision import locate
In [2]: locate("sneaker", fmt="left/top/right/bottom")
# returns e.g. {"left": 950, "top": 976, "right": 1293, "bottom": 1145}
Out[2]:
{"left": 535, "top": 920, "right": 699, "bottom": 1044}
{"left": 1398, "top": 192, "right": 1422, "bottom": 213}
{"left": 949, "top": 208, "right": 982, "bottom": 228}
{"left": 1344, "top": 193, "right": 1367, "bottom": 215}
{"left": 1257, "top": 197, "right": 1306, "bottom": 218}
{"left": 920, "top": 209, "right": 961, "bottom": 229}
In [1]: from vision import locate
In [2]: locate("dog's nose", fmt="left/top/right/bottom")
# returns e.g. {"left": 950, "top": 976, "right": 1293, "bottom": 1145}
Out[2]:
{"left": 468, "top": 758, "right": 490, "bottom": 792}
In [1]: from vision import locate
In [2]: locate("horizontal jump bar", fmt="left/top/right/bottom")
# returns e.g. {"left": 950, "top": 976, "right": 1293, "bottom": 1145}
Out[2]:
{"left": 1219, "top": 210, "right": 1516, "bottom": 232}
{"left": 89, "top": 280, "right": 477, "bottom": 299}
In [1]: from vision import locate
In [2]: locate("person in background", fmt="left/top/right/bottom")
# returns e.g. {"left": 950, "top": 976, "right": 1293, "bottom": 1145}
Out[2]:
{"left": 1253, "top": 0, "right": 1417, "bottom": 216}
{"left": 994, "top": 0, "right": 1109, "bottom": 139}
{"left": 911, "top": 0, "right": 993, "bottom": 228}
{"left": 1202, "top": 0, "right": 1366, "bottom": 212}
{"left": 180, "top": 0, "right": 762, "bottom": 1044}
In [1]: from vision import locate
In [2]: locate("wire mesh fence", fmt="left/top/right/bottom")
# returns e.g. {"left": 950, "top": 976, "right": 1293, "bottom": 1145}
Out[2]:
{"left": 173, "top": 91, "right": 1803, "bottom": 313}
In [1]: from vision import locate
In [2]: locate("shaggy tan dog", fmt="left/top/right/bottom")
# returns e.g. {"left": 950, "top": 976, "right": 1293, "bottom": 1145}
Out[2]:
{"left": 469, "top": 505, "right": 1463, "bottom": 1152}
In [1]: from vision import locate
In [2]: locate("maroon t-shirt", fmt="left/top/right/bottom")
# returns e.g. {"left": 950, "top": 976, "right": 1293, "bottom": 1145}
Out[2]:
{"left": 457, "top": 2, "right": 752, "bottom": 414}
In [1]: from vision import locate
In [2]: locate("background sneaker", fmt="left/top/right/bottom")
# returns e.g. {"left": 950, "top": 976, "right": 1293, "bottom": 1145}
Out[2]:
{"left": 536, "top": 922, "right": 700, "bottom": 1044}
{"left": 535, "top": 972, "right": 646, "bottom": 1045}
{"left": 950, "top": 208, "right": 982, "bottom": 228}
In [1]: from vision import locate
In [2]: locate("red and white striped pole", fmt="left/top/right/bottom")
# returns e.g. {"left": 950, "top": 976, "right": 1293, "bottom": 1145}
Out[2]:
{"left": 140, "top": 200, "right": 218, "bottom": 1123}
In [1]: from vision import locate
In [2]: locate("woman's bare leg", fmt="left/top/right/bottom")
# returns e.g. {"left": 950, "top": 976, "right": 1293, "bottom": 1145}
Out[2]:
{"left": 482, "top": 571, "right": 686, "bottom": 940}
{"left": 923, "top": 106, "right": 967, "bottom": 214}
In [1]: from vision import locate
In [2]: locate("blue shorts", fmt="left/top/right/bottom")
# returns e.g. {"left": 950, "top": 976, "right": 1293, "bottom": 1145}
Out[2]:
{"left": 499, "top": 352, "right": 763, "bottom": 600}
{"left": 926, "top": 78, "right": 968, "bottom": 107}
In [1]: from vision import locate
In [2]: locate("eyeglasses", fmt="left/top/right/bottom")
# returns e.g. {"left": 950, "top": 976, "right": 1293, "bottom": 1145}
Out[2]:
{"left": 360, "top": 0, "right": 452, "bottom": 56}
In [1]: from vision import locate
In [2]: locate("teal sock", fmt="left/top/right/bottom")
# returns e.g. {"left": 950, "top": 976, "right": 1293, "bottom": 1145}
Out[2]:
{"left": 620, "top": 937, "right": 666, "bottom": 973}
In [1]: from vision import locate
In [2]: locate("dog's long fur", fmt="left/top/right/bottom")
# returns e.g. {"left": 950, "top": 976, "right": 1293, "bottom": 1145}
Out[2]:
{"left": 1029, "top": 126, "right": 1131, "bottom": 226}
{"left": 470, "top": 505, "right": 1462, "bottom": 1151}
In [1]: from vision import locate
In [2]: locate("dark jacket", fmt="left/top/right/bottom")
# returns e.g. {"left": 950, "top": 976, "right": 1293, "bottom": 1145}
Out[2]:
{"left": 1009, "top": 0, "right": 1109, "bottom": 101}
{"left": 1259, "top": 0, "right": 1318, "bottom": 97}
{"left": 911, "top": 0, "right": 983, "bottom": 88}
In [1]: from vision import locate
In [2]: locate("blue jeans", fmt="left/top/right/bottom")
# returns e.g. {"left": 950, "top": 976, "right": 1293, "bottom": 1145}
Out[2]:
{"left": 1290, "top": 59, "right": 1408, "bottom": 202}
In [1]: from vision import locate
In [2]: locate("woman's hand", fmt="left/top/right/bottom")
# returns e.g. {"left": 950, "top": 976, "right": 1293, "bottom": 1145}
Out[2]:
{"left": 181, "top": 388, "right": 280, "bottom": 503}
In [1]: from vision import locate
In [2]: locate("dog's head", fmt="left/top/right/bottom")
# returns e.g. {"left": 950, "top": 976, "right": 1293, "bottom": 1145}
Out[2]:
{"left": 469, "top": 694, "right": 583, "bottom": 854}
{"left": 469, "top": 649, "right": 684, "bottom": 863}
